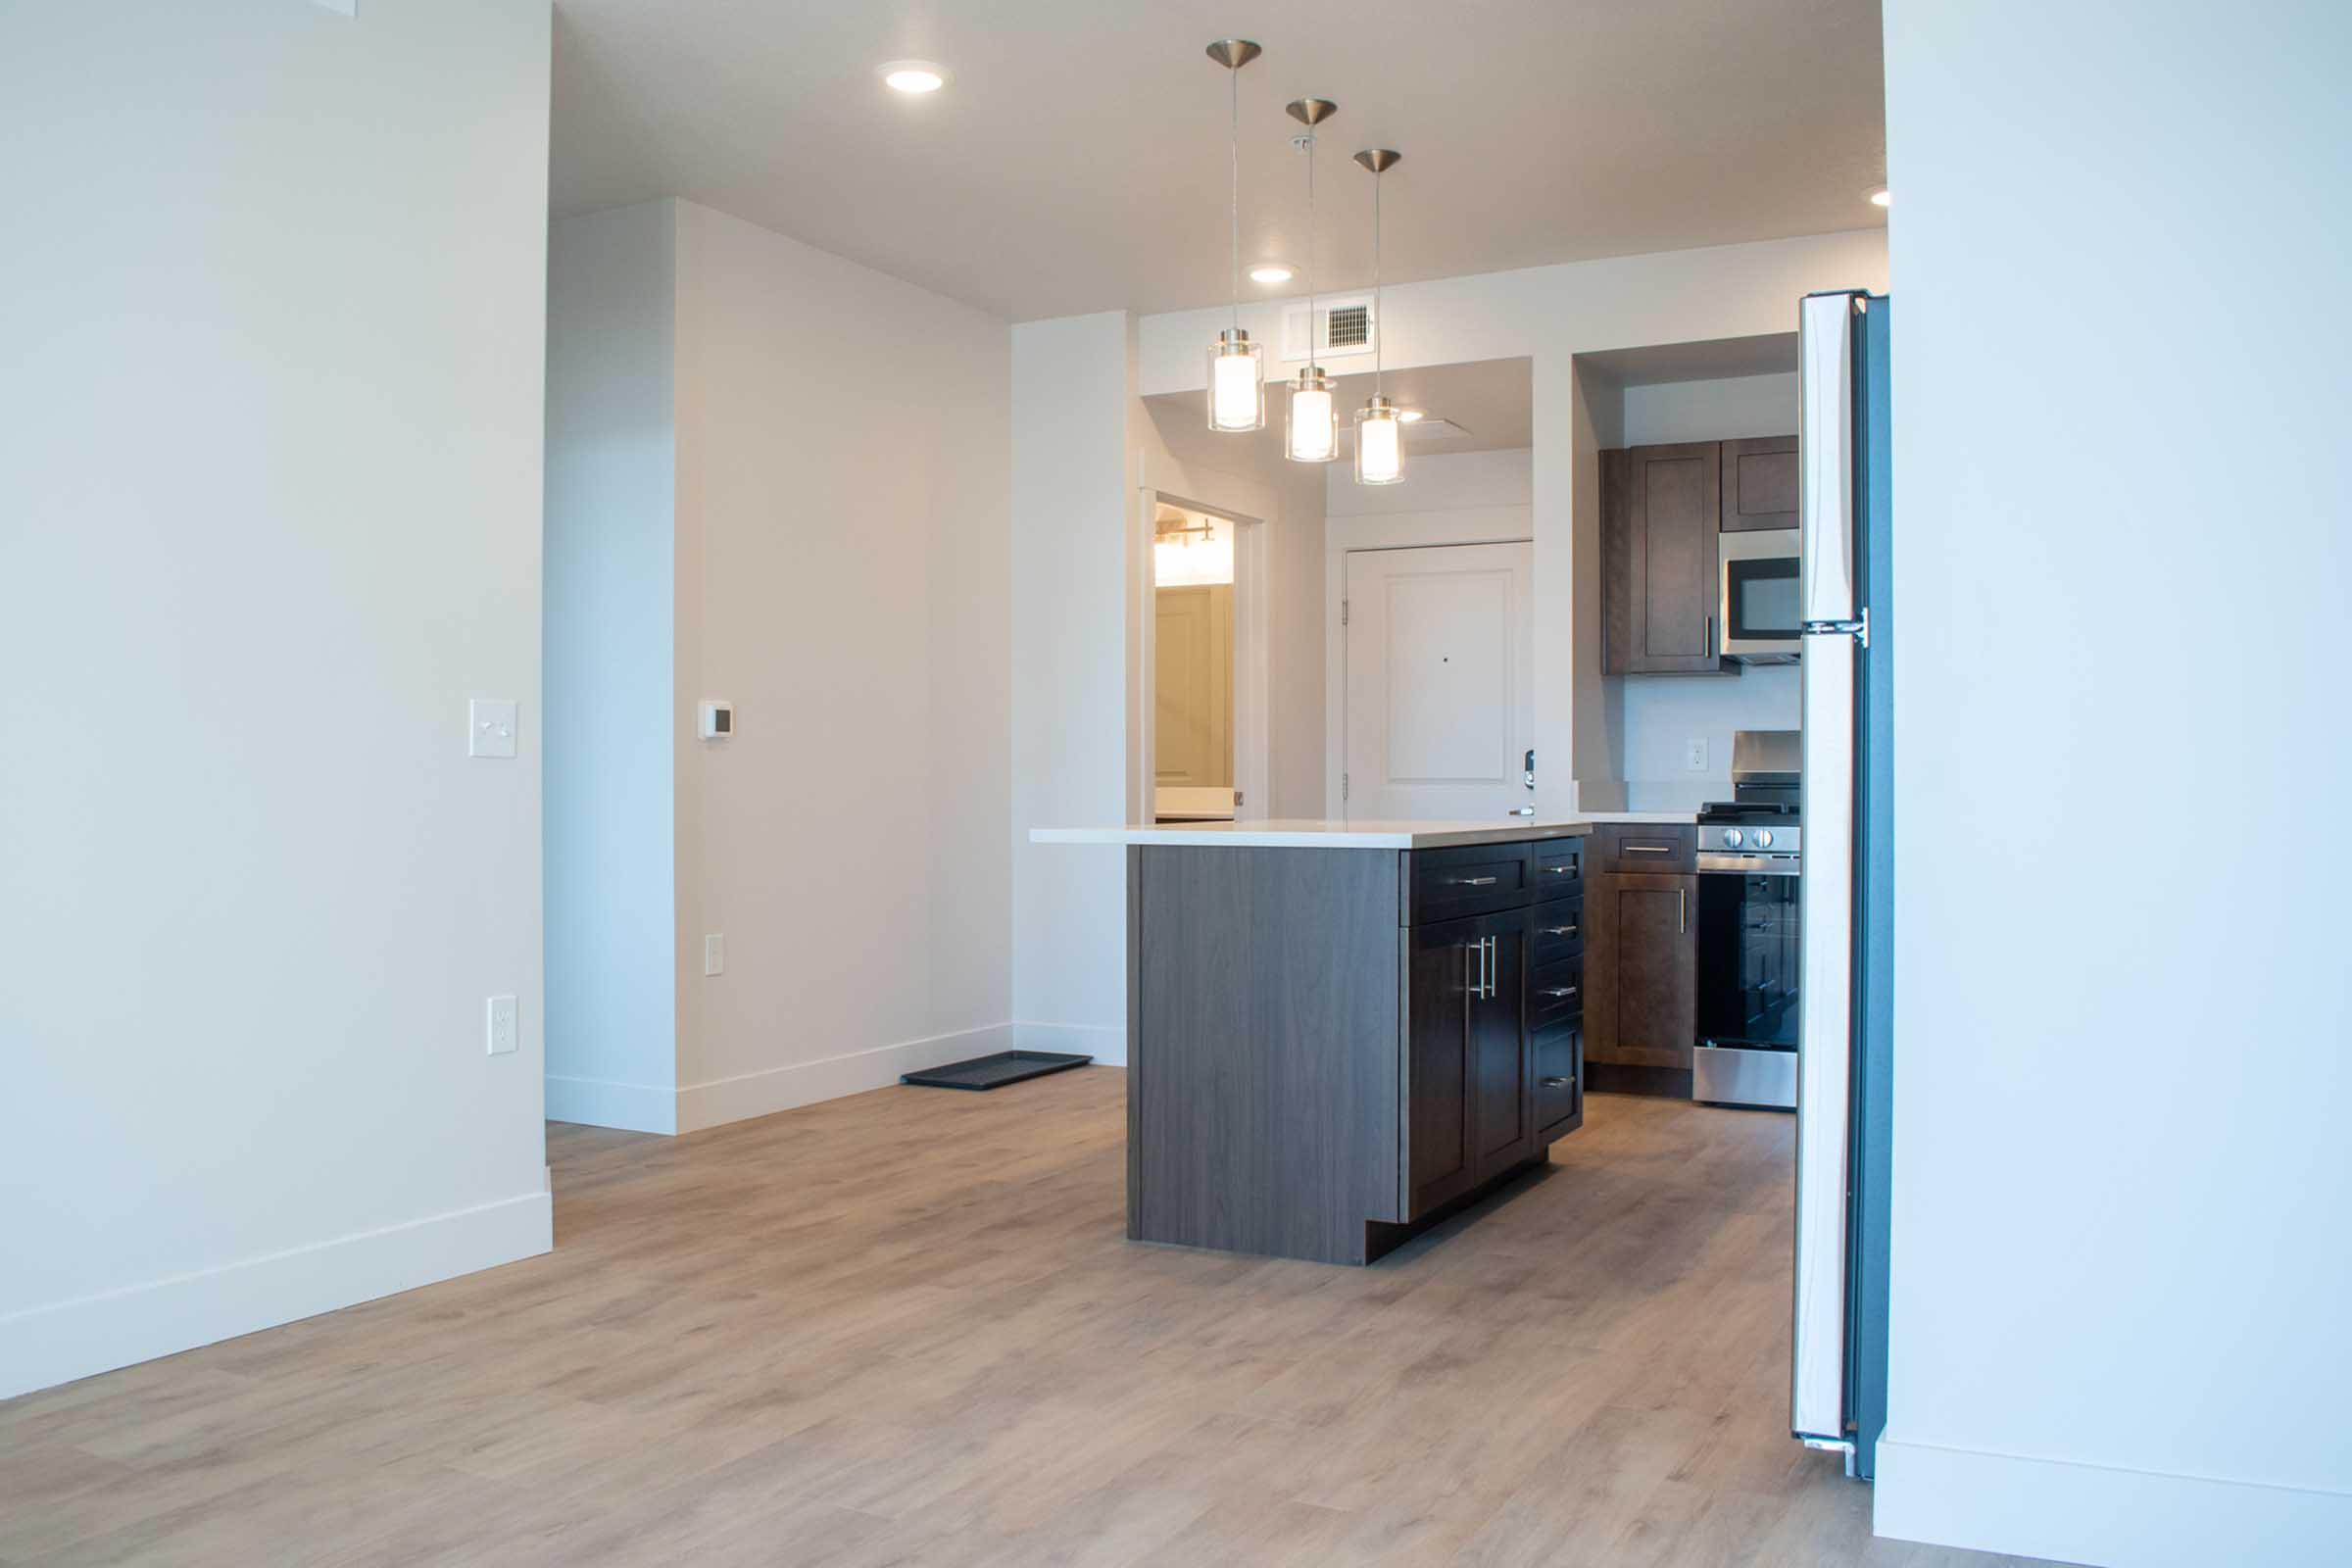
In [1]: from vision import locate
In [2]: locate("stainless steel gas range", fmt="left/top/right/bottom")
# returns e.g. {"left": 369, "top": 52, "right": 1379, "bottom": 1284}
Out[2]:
{"left": 1693, "top": 730, "right": 1802, "bottom": 1109}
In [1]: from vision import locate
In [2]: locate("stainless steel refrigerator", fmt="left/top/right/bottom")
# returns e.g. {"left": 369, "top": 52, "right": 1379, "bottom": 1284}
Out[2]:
{"left": 1790, "top": 288, "right": 1894, "bottom": 1479}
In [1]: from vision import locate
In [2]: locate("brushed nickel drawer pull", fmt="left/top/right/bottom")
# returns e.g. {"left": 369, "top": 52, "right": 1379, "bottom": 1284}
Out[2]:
{"left": 1543, "top": 864, "right": 1577, "bottom": 874}
{"left": 1624, "top": 844, "right": 1674, "bottom": 855}
{"left": 1540, "top": 986, "right": 1578, "bottom": 1000}
{"left": 1541, "top": 1077, "right": 1571, "bottom": 1090}
{"left": 1453, "top": 874, "right": 1498, "bottom": 887}
{"left": 1543, "top": 924, "right": 1577, "bottom": 937}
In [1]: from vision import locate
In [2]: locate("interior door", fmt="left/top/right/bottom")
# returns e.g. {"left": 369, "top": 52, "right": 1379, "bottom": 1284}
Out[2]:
{"left": 1344, "top": 542, "right": 1535, "bottom": 820}
{"left": 1153, "top": 584, "right": 1232, "bottom": 792}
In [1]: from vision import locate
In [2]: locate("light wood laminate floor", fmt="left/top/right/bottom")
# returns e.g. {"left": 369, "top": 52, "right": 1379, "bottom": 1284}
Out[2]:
{"left": 0, "top": 1075, "right": 2049, "bottom": 1566}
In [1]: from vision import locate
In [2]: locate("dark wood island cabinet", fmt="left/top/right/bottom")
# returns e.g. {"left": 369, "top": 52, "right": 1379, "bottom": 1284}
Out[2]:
{"left": 1124, "top": 831, "right": 1587, "bottom": 1266}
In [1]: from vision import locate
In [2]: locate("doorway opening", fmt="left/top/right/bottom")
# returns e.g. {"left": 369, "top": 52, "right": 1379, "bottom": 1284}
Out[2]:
{"left": 1144, "top": 495, "right": 1266, "bottom": 823}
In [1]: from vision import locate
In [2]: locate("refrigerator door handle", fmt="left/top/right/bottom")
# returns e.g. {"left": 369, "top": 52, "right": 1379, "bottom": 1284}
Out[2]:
{"left": 1791, "top": 288, "right": 1862, "bottom": 1446}
{"left": 1802, "top": 609, "right": 1871, "bottom": 649}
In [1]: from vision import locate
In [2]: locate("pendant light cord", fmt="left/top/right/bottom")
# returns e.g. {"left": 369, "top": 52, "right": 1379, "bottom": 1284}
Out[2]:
{"left": 1372, "top": 172, "right": 1383, "bottom": 397}
{"left": 1229, "top": 65, "right": 1241, "bottom": 336}
{"left": 1304, "top": 128, "right": 1316, "bottom": 364}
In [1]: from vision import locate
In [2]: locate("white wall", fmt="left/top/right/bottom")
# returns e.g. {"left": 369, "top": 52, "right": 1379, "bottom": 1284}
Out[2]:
{"left": 1611, "top": 369, "right": 1802, "bottom": 810}
{"left": 0, "top": 0, "right": 553, "bottom": 1398}
{"left": 1009, "top": 314, "right": 1135, "bottom": 1060}
{"left": 1614, "top": 668, "right": 1798, "bottom": 811}
{"left": 668, "top": 201, "right": 1013, "bottom": 1126}
{"left": 545, "top": 201, "right": 679, "bottom": 1133}
{"left": 1875, "top": 3, "right": 2352, "bottom": 1563}
{"left": 1620, "top": 371, "right": 1798, "bottom": 446}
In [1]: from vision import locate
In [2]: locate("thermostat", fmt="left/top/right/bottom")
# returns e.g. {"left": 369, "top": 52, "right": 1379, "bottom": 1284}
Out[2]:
{"left": 697, "top": 700, "right": 733, "bottom": 740}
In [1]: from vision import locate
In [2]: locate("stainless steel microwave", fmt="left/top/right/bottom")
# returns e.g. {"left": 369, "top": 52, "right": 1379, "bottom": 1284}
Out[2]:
{"left": 1720, "top": 527, "right": 1801, "bottom": 662}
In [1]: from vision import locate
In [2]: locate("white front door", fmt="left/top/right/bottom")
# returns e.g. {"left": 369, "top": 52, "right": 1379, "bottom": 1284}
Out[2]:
{"left": 1344, "top": 542, "right": 1536, "bottom": 821}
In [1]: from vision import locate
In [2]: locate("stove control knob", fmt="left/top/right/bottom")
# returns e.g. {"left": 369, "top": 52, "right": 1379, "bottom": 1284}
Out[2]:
{"left": 1754, "top": 829, "right": 1774, "bottom": 850}
{"left": 1723, "top": 828, "right": 1743, "bottom": 850}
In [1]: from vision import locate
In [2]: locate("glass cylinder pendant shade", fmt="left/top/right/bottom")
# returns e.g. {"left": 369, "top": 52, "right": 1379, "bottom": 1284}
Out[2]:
{"left": 1207, "top": 328, "right": 1264, "bottom": 432}
{"left": 1355, "top": 395, "right": 1404, "bottom": 484}
{"left": 1285, "top": 368, "right": 1337, "bottom": 463}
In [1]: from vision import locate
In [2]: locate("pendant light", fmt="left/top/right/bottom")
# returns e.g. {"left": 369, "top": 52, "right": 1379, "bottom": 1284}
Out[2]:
{"left": 1351, "top": 149, "right": 1404, "bottom": 484}
{"left": 1204, "top": 39, "right": 1264, "bottom": 432}
{"left": 1282, "top": 99, "right": 1339, "bottom": 464}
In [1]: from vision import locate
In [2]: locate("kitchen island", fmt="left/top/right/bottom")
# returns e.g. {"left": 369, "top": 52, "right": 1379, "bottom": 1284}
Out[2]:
{"left": 1034, "top": 816, "right": 1692, "bottom": 1264}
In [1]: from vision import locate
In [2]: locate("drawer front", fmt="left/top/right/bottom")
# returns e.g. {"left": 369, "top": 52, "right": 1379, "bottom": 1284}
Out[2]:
{"left": 1405, "top": 843, "right": 1533, "bottom": 924}
{"left": 1532, "top": 901, "right": 1586, "bottom": 964}
{"left": 1536, "top": 1024, "right": 1582, "bottom": 1141}
{"left": 1530, "top": 956, "right": 1585, "bottom": 1033}
{"left": 1533, "top": 839, "right": 1585, "bottom": 902}
{"left": 1594, "top": 824, "right": 1698, "bottom": 875}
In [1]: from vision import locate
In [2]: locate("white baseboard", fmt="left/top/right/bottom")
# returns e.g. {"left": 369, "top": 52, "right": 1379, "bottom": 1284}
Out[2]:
{"left": 0, "top": 1190, "right": 552, "bottom": 1401}
{"left": 546, "top": 1071, "right": 678, "bottom": 1134}
{"left": 1012, "top": 1019, "right": 1127, "bottom": 1067}
{"left": 552, "top": 1021, "right": 1130, "bottom": 1138}
{"left": 1875, "top": 1435, "right": 2352, "bottom": 1567}
{"left": 676, "top": 1023, "right": 1018, "bottom": 1133}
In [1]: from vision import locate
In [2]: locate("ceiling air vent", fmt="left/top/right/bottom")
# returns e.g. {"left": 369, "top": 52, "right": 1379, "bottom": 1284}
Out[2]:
{"left": 1280, "top": 293, "right": 1375, "bottom": 362}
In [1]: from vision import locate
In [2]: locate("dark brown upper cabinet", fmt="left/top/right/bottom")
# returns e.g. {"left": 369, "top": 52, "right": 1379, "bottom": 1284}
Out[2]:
{"left": 1602, "top": 442, "right": 1735, "bottom": 675}
{"left": 1721, "top": 436, "right": 1799, "bottom": 532}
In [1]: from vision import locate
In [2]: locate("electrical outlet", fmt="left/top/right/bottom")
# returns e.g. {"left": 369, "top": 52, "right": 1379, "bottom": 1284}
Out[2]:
{"left": 1685, "top": 737, "right": 1709, "bottom": 772}
{"left": 703, "top": 934, "right": 725, "bottom": 976}
{"left": 486, "top": 995, "right": 517, "bottom": 1055}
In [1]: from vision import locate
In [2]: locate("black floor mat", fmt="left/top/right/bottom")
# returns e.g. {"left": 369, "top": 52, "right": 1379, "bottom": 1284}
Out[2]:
{"left": 900, "top": 1050, "right": 1093, "bottom": 1092}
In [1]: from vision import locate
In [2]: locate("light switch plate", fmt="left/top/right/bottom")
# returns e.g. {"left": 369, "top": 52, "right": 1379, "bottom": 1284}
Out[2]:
{"left": 486, "top": 995, "right": 517, "bottom": 1055}
{"left": 468, "top": 698, "right": 518, "bottom": 759}
{"left": 1685, "top": 737, "right": 1709, "bottom": 772}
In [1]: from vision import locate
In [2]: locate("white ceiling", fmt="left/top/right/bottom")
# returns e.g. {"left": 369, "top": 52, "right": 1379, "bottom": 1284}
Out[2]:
{"left": 550, "top": 0, "right": 1887, "bottom": 322}
{"left": 1146, "top": 357, "right": 1534, "bottom": 474}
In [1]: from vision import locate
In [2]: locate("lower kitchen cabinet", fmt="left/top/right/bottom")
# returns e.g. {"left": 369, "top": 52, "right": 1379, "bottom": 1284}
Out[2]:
{"left": 1587, "top": 826, "right": 1700, "bottom": 1098}
{"left": 1404, "top": 907, "right": 1534, "bottom": 1217}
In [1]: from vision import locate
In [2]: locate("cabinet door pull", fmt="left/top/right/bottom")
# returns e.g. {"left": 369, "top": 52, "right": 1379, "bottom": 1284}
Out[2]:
{"left": 1624, "top": 844, "right": 1674, "bottom": 855}
{"left": 1462, "top": 941, "right": 1478, "bottom": 998}
{"left": 1540, "top": 986, "right": 1578, "bottom": 1000}
{"left": 1540, "top": 1077, "right": 1571, "bottom": 1090}
{"left": 1678, "top": 889, "right": 1688, "bottom": 934}
{"left": 1452, "top": 875, "right": 1498, "bottom": 887}
{"left": 1483, "top": 936, "right": 1497, "bottom": 999}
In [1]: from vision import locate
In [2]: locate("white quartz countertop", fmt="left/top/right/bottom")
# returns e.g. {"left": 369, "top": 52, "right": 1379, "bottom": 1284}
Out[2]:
{"left": 1030, "top": 812, "right": 1696, "bottom": 851}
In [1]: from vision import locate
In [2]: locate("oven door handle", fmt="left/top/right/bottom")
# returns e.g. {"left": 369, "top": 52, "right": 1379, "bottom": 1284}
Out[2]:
{"left": 1696, "top": 854, "right": 1802, "bottom": 877}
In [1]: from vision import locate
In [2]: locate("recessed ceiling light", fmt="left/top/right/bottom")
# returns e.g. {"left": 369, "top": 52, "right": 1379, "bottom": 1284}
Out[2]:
{"left": 880, "top": 60, "right": 950, "bottom": 94}
{"left": 1249, "top": 264, "right": 1294, "bottom": 284}
{"left": 1867, "top": 185, "right": 1890, "bottom": 208}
